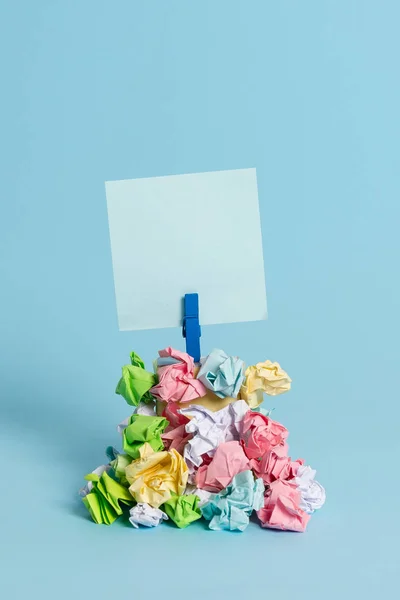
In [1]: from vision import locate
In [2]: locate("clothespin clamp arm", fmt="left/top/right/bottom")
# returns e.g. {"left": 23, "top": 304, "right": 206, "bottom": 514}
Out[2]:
{"left": 182, "top": 293, "right": 201, "bottom": 363}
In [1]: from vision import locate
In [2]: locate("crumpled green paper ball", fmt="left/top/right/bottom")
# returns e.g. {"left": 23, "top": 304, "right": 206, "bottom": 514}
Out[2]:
{"left": 123, "top": 414, "right": 169, "bottom": 459}
{"left": 162, "top": 494, "right": 202, "bottom": 528}
{"left": 116, "top": 351, "right": 157, "bottom": 407}
{"left": 82, "top": 471, "right": 134, "bottom": 525}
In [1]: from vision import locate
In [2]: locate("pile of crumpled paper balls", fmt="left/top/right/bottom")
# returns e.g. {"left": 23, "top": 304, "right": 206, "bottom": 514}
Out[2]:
{"left": 80, "top": 347, "right": 325, "bottom": 532}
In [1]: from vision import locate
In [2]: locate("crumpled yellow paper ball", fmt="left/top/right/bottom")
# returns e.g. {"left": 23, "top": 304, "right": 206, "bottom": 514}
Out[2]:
{"left": 240, "top": 361, "right": 292, "bottom": 408}
{"left": 125, "top": 442, "right": 188, "bottom": 508}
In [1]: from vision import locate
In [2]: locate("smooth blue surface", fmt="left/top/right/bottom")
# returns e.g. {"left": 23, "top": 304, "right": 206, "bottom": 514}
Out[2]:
{"left": 1, "top": 1, "right": 399, "bottom": 599}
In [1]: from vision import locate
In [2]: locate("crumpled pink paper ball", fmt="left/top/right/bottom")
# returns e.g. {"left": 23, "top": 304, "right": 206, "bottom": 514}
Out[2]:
{"left": 195, "top": 441, "right": 251, "bottom": 492}
{"left": 240, "top": 411, "right": 288, "bottom": 460}
{"left": 150, "top": 347, "right": 207, "bottom": 403}
{"left": 257, "top": 479, "right": 310, "bottom": 532}
{"left": 251, "top": 448, "right": 303, "bottom": 485}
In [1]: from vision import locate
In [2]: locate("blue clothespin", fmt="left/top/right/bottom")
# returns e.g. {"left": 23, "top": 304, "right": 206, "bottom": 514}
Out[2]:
{"left": 182, "top": 293, "right": 201, "bottom": 363}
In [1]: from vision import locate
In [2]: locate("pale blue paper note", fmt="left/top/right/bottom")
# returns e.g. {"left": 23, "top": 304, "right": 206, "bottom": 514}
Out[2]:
{"left": 105, "top": 168, "right": 267, "bottom": 331}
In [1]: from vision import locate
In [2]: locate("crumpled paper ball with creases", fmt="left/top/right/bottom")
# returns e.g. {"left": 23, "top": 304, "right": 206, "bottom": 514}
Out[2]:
{"left": 240, "top": 360, "right": 292, "bottom": 408}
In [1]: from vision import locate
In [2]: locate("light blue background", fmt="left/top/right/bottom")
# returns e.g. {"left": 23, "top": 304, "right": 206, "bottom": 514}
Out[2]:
{"left": 1, "top": 1, "right": 399, "bottom": 599}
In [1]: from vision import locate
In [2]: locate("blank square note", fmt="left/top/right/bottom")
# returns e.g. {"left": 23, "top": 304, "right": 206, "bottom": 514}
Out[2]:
{"left": 105, "top": 168, "right": 267, "bottom": 331}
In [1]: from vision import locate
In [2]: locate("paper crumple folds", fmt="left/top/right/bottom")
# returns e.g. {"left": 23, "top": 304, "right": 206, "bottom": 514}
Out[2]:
{"left": 163, "top": 493, "right": 202, "bottom": 528}
{"left": 129, "top": 503, "right": 168, "bottom": 528}
{"left": 184, "top": 485, "right": 213, "bottom": 507}
{"left": 181, "top": 400, "right": 249, "bottom": 469}
{"left": 196, "top": 441, "right": 251, "bottom": 492}
{"left": 161, "top": 402, "right": 192, "bottom": 455}
{"left": 197, "top": 349, "right": 244, "bottom": 399}
{"left": 161, "top": 425, "right": 192, "bottom": 456}
{"left": 110, "top": 453, "right": 132, "bottom": 486}
{"left": 240, "top": 410, "right": 288, "bottom": 459}
{"left": 122, "top": 414, "right": 168, "bottom": 459}
{"left": 125, "top": 442, "right": 188, "bottom": 508}
{"left": 162, "top": 402, "right": 190, "bottom": 429}
{"left": 201, "top": 470, "right": 265, "bottom": 532}
{"left": 106, "top": 446, "right": 120, "bottom": 461}
{"left": 250, "top": 448, "right": 303, "bottom": 485}
{"left": 116, "top": 404, "right": 156, "bottom": 436}
{"left": 116, "top": 352, "right": 157, "bottom": 407}
{"left": 150, "top": 347, "right": 206, "bottom": 403}
{"left": 136, "top": 400, "right": 157, "bottom": 416}
{"left": 79, "top": 464, "right": 110, "bottom": 497}
{"left": 240, "top": 360, "right": 292, "bottom": 408}
{"left": 295, "top": 465, "right": 326, "bottom": 513}
{"left": 117, "top": 416, "right": 130, "bottom": 436}
{"left": 82, "top": 470, "right": 134, "bottom": 525}
{"left": 257, "top": 479, "right": 310, "bottom": 532}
